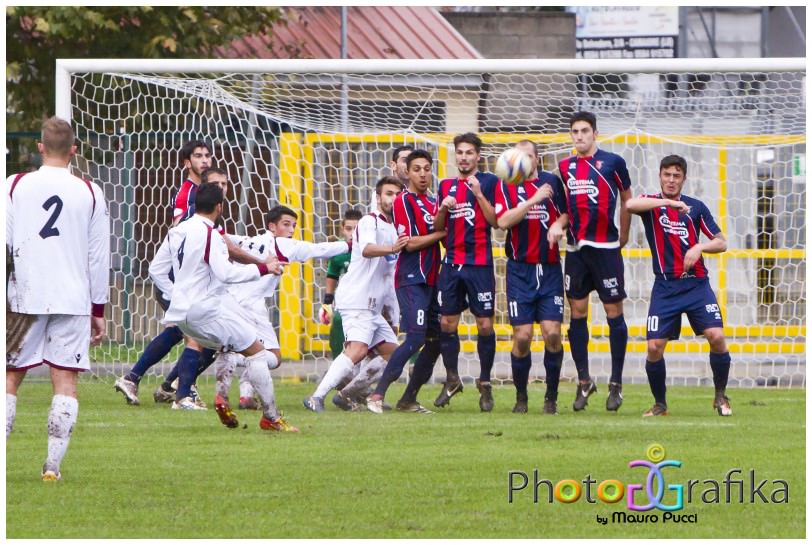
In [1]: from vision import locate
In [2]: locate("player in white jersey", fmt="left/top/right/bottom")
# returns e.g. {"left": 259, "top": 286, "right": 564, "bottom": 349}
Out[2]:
{"left": 209, "top": 204, "right": 350, "bottom": 427}
{"left": 161, "top": 183, "right": 297, "bottom": 432}
{"left": 6, "top": 116, "right": 110, "bottom": 481}
{"left": 303, "top": 176, "right": 409, "bottom": 412}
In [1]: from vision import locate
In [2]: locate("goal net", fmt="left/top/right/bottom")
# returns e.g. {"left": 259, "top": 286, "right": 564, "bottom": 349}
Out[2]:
{"left": 56, "top": 58, "right": 806, "bottom": 388}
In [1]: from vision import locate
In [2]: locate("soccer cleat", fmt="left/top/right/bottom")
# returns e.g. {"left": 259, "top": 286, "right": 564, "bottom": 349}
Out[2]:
{"left": 713, "top": 392, "right": 733, "bottom": 417}
{"left": 572, "top": 379, "right": 597, "bottom": 411}
{"left": 543, "top": 396, "right": 559, "bottom": 415}
{"left": 41, "top": 465, "right": 62, "bottom": 482}
{"left": 171, "top": 396, "right": 207, "bottom": 411}
{"left": 476, "top": 379, "right": 494, "bottom": 412}
{"left": 366, "top": 397, "right": 385, "bottom": 414}
{"left": 606, "top": 382, "right": 623, "bottom": 411}
{"left": 214, "top": 395, "right": 239, "bottom": 428}
{"left": 238, "top": 396, "right": 259, "bottom": 410}
{"left": 260, "top": 414, "right": 300, "bottom": 432}
{"left": 332, "top": 391, "right": 356, "bottom": 412}
{"left": 433, "top": 372, "right": 464, "bottom": 408}
{"left": 643, "top": 402, "right": 669, "bottom": 417}
{"left": 302, "top": 396, "right": 325, "bottom": 413}
{"left": 512, "top": 392, "right": 528, "bottom": 414}
{"left": 114, "top": 376, "right": 140, "bottom": 405}
{"left": 153, "top": 385, "right": 175, "bottom": 404}
{"left": 395, "top": 399, "right": 433, "bottom": 414}
{"left": 190, "top": 384, "right": 207, "bottom": 409}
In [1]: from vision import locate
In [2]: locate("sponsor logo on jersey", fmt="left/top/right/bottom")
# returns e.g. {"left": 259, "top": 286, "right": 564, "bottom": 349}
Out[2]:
{"left": 658, "top": 214, "right": 690, "bottom": 244}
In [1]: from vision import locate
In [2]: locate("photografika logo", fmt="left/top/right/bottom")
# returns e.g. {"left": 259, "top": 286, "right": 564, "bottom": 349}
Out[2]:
{"left": 508, "top": 444, "right": 789, "bottom": 524}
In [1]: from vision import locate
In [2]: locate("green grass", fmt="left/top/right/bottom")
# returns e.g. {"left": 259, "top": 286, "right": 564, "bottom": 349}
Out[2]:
{"left": 6, "top": 380, "right": 805, "bottom": 538}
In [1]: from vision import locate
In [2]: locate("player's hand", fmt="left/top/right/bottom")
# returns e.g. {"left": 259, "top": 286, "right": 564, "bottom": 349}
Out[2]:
{"left": 392, "top": 234, "right": 409, "bottom": 253}
{"left": 466, "top": 176, "right": 482, "bottom": 197}
{"left": 683, "top": 245, "right": 703, "bottom": 270}
{"left": 619, "top": 234, "right": 629, "bottom": 248}
{"left": 667, "top": 199, "right": 690, "bottom": 214}
{"left": 318, "top": 304, "right": 334, "bottom": 325}
{"left": 265, "top": 255, "right": 284, "bottom": 275}
{"left": 440, "top": 196, "right": 457, "bottom": 210}
{"left": 530, "top": 184, "right": 553, "bottom": 204}
{"left": 90, "top": 316, "right": 106, "bottom": 346}
{"left": 547, "top": 223, "right": 565, "bottom": 249}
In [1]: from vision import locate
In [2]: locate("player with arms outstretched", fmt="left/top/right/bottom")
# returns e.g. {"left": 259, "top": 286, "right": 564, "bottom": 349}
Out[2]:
{"left": 627, "top": 154, "right": 732, "bottom": 417}
{"left": 549, "top": 111, "right": 631, "bottom": 412}
{"left": 6, "top": 116, "right": 110, "bottom": 481}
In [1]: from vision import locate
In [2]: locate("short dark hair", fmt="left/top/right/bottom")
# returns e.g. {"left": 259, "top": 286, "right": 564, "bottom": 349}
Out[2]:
{"left": 516, "top": 139, "right": 539, "bottom": 157}
{"left": 179, "top": 140, "right": 211, "bottom": 164}
{"left": 392, "top": 145, "right": 415, "bottom": 163}
{"left": 660, "top": 154, "right": 688, "bottom": 176}
{"left": 201, "top": 167, "right": 228, "bottom": 184}
{"left": 195, "top": 182, "right": 223, "bottom": 213}
{"left": 569, "top": 111, "right": 597, "bottom": 131}
{"left": 41, "top": 116, "right": 75, "bottom": 156}
{"left": 405, "top": 149, "right": 433, "bottom": 169}
{"left": 343, "top": 208, "right": 363, "bottom": 223}
{"left": 266, "top": 205, "right": 298, "bottom": 226}
{"left": 453, "top": 132, "right": 482, "bottom": 153}
{"left": 375, "top": 176, "right": 404, "bottom": 195}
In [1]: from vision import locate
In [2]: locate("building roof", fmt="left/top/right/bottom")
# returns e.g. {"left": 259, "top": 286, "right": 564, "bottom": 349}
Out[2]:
{"left": 224, "top": 6, "right": 481, "bottom": 60}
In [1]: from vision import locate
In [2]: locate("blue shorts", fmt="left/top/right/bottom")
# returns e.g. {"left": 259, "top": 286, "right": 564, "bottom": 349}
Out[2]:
{"left": 646, "top": 277, "right": 723, "bottom": 340}
{"left": 564, "top": 246, "right": 626, "bottom": 303}
{"left": 506, "top": 260, "right": 564, "bottom": 326}
{"left": 397, "top": 283, "right": 441, "bottom": 338}
{"left": 437, "top": 263, "right": 495, "bottom": 317}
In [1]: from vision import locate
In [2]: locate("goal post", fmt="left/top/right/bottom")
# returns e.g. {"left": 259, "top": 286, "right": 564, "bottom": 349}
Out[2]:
{"left": 55, "top": 57, "right": 806, "bottom": 387}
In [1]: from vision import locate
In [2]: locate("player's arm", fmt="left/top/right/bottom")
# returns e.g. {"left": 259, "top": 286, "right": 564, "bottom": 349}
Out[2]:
{"left": 468, "top": 176, "right": 498, "bottom": 227}
{"left": 404, "top": 230, "right": 447, "bottom": 252}
{"left": 208, "top": 230, "right": 280, "bottom": 283}
{"left": 684, "top": 204, "right": 727, "bottom": 269}
{"left": 319, "top": 256, "right": 343, "bottom": 324}
{"left": 547, "top": 213, "right": 570, "bottom": 249}
{"left": 433, "top": 182, "right": 454, "bottom": 231}
{"left": 276, "top": 237, "right": 350, "bottom": 263}
{"left": 148, "top": 235, "right": 174, "bottom": 300}
{"left": 362, "top": 237, "right": 408, "bottom": 257}
{"left": 496, "top": 184, "right": 552, "bottom": 230}
{"left": 222, "top": 233, "right": 267, "bottom": 265}
{"left": 88, "top": 183, "right": 111, "bottom": 345}
{"left": 618, "top": 187, "right": 632, "bottom": 248}
{"left": 626, "top": 195, "right": 690, "bottom": 214}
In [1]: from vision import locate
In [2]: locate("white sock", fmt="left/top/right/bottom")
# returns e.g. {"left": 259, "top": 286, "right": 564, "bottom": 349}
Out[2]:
{"left": 7, "top": 394, "right": 17, "bottom": 438}
{"left": 44, "top": 395, "right": 78, "bottom": 473}
{"left": 342, "top": 356, "right": 386, "bottom": 398}
{"left": 245, "top": 352, "right": 278, "bottom": 420}
{"left": 313, "top": 353, "right": 355, "bottom": 399}
{"left": 214, "top": 352, "right": 240, "bottom": 399}
{"left": 239, "top": 370, "right": 255, "bottom": 399}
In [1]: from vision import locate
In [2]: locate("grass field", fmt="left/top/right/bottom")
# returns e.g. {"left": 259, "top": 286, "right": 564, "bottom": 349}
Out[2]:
{"left": 5, "top": 379, "right": 805, "bottom": 538}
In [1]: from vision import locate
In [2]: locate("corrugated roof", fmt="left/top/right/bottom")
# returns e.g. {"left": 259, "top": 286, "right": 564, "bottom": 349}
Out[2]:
{"left": 223, "top": 6, "right": 481, "bottom": 60}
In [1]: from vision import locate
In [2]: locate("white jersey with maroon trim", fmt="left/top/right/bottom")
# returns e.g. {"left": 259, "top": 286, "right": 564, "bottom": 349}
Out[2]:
{"left": 6, "top": 166, "right": 110, "bottom": 315}
{"left": 228, "top": 231, "right": 348, "bottom": 314}
{"left": 335, "top": 212, "right": 398, "bottom": 313}
{"left": 162, "top": 214, "right": 263, "bottom": 324}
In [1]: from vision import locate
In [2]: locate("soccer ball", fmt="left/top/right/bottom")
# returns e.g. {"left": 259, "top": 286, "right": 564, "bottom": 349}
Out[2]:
{"left": 494, "top": 148, "right": 535, "bottom": 185}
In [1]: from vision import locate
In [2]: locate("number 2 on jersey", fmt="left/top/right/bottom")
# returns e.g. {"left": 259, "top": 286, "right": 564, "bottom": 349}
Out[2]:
{"left": 38, "top": 195, "right": 63, "bottom": 239}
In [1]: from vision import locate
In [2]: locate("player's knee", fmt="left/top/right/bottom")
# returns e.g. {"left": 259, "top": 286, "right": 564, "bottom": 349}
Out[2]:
{"left": 475, "top": 317, "right": 494, "bottom": 336}
{"left": 544, "top": 332, "right": 562, "bottom": 353}
{"left": 265, "top": 351, "right": 280, "bottom": 370}
{"left": 705, "top": 329, "right": 727, "bottom": 352}
{"left": 403, "top": 331, "right": 427, "bottom": 354}
{"left": 646, "top": 339, "right": 666, "bottom": 361}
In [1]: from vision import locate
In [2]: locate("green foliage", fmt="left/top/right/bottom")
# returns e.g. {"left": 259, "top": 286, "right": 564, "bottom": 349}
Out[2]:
{"left": 6, "top": 6, "right": 284, "bottom": 130}
{"left": 6, "top": 381, "right": 805, "bottom": 538}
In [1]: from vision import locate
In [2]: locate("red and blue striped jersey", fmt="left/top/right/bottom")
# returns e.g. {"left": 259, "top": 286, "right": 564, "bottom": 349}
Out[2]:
{"left": 393, "top": 190, "right": 441, "bottom": 287}
{"left": 171, "top": 179, "right": 198, "bottom": 224}
{"left": 494, "top": 172, "right": 567, "bottom": 264}
{"left": 639, "top": 193, "right": 722, "bottom": 280}
{"left": 437, "top": 171, "right": 499, "bottom": 266}
{"left": 558, "top": 149, "right": 631, "bottom": 250}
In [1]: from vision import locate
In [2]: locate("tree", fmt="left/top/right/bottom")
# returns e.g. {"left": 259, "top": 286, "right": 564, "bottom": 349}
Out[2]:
{"left": 6, "top": 7, "right": 285, "bottom": 130}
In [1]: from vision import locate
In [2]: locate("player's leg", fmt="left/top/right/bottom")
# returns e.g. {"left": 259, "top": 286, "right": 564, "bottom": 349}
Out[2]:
{"left": 506, "top": 260, "right": 539, "bottom": 414}
{"left": 705, "top": 328, "right": 732, "bottom": 416}
{"left": 592, "top": 247, "right": 628, "bottom": 411}
{"left": 643, "top": 338, "right": 669, "bottom": 417}
{"left": 564, "top": 251, "right": 597, "bottom": 410}
{"left": 364, "top": 317, "right": 403, "bottom": 413}
{"left": 642, "top": 279, "right": 680, "bottom": 417}
{"left": 240, "top": 344, "right": 297, "bottom": 432}
{"left": 397, "top": 293, "right": 443, "bottom": 410}
{"left": 171, "top": 337, "right": 206, "bottom": 410}
{"left": 115, "top": 325, "right": 184, "bottom": 405}
{"left": 213, "top": 351, "right": 242, "bottom": 428}
{"left": 540, "top": 320, "right": 564, "bottom": 415}
{"left": 6, "top": 369, "right": 27, "bottom": 438}
{"left": 464, "top": 265, "right": 497, "bottom": 412}
{"left": 435, "top": 265, "right": 466, "bottom": 407}
{"left": 6, "top": 313, "right": 45, "bottom": 439}
{"left": 509, "top": 323, "right": 534, "bottom": 414}
{"left": 338, "top": 354, "right": 386, "bottom": 407}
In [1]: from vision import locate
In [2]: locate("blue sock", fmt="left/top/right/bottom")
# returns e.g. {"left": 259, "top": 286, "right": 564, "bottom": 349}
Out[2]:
{"left": 607, "top": 314, "right": 628, "bottom": 384}
{"left": 165, "top": 362, "right": 179, "bottom": 387}
{"left": 439, "top": 331, "right": 460, "bottom": 374}
{"left": 174, "top": 348, "right": 201, "bottom": 400}
{"left": 645, "top": 358, "right": 667, "bottom": 405}
{"left": 543, "top": 349, "right": 563, "bottom": 399}
{"left": 195, "top": 348, "right": 217, "bottom": 378}
{"left": 125, "top": 326, "right": 184, "bottom": 383}
{"left": 374, "top": 332, "right": 426, "bottom": 397}
{"left": 568, "top": 317, "right": 590, "bottom": 381}
{"left": 403, "top": 338, "right": 440, "bottom": 399}
{"left": 709, "top": 351, "right": 731, "bottom": 391}
{"left": 477, "top": 333, "right": 496, "bottom": 382}
{"left": 510, "top": 352, "right": 532, "bottom": 395}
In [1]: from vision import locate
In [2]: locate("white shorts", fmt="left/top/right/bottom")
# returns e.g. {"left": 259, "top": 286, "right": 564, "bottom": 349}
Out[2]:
{"left": 177, "top": 295, "right": 256, "bottom": 353}
{"left": 382, "top": 289, "right": 400, "bottom": 328}
{"left": 246, "top": 308, "right": 280, "bottom": 350}
{"left": 340, "top": 309, "right": 398, "bottom": 348}
{"left": 7, "top": 314, "right": 90, "bottom": 372}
